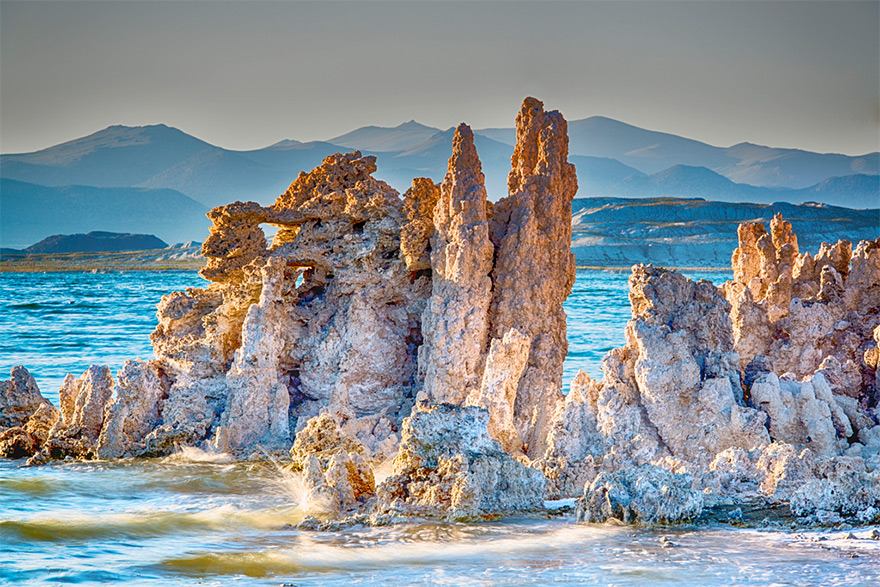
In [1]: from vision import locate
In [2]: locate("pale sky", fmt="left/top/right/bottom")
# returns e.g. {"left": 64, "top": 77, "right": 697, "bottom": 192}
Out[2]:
{"left": 1, "top": 0, "right": 878, "bottom": 155}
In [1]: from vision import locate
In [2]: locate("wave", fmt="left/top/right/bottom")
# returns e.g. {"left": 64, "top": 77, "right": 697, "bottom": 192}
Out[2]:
{"left": 0, "top": 504, "right": 305, "bottom": 543}
{"left": 158, "top": 524, "right": 607, "bottom": 577}
{"left": 0, "top": 477, "right": 62, "bottom": 497}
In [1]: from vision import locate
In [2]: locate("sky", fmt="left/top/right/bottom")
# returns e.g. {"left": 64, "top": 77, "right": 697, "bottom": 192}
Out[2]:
{"left": 1, "top": 0, "right": 878, "bottom": 156}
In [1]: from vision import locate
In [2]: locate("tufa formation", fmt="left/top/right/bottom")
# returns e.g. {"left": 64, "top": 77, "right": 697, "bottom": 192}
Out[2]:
{"left": 2, "top": 98, "right": 879, "bottom": 525}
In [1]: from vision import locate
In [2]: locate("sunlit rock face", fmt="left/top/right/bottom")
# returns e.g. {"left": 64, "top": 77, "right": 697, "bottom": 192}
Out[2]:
{"left": 0, "top": 367, "right": 59, "bottom": 459}
{"left": 488, "top": 98, "right": 578, "bottom": 459}
{"left": 178, "top": 150, "right": 429, "bottom": 454}
{"left": 419, "top": 99, "right": 578, "bottom": 460}
{"left": 418, "top": 125, "right": 494, "bottom": 407}
{"left": 44, "top": 365, "right": 114, "bottom": 458}
{"left": 724, "top": 214, "right": 880, "bottom": 403}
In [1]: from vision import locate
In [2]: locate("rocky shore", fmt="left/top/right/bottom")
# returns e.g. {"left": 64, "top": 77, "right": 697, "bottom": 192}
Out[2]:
{"left": 2, "top": 98, "right": 878, "bottom": 527}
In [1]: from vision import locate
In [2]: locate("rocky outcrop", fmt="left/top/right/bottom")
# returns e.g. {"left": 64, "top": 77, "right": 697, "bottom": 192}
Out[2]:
{"left": 289, "top": 413, "right": 378, "bottom": 516}
{"left": 535, "top": 371, "right": 603, "bottom": 499}
{"left": 465, "top": 328, "right": 531, "bottom": 455}
{"left": 749, "top": 372, "right": 850, "bottom": 456}
{"left": 0, "top": 366, "right": 49, "bottom": 429}
{"left": 488, "top": 98, "right": 578, "bottom": 458}
{"left": 0, "top": 367, "right": 59, "bottom": 459}
{"left": 724, "top": 214, "right": 880, "bottom": 402}
{"left": 399, "top": 178, "right": 440, "bottom": 271}
{"left": 551, "top": 217, "right": 879, "bottom": 524}
{"left": 541, "top": 264, "right": 771, "bottom": 492}
{"left": 1, "top": 98, "right": 578, "bottom": 524}
{"left": 575, "top": 464, "right": 703, "bottom": 524}
{"left": 373, "top": 403, "right": 546, "bottom": 521}
{"left": 96, "top": 360, "right": 167, "bottom": 459}
{"left": 417, "top": 125, "right": 494, "bottom": 406}
{"left": 43, "top": 365, "right": 114, "bottom": 458}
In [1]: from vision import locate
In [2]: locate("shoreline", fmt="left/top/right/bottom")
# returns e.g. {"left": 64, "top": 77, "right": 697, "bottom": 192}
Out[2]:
{"left": 0, "top": 255, "right": 730, "bottom": 274}
{"left": 0, "top": 249, "right": 203, "bottom": 273}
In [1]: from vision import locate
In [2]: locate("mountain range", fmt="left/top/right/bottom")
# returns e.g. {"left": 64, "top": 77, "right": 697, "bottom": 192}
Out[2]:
{"left": 1, "top": 116, "right": 877, "bottom": 247}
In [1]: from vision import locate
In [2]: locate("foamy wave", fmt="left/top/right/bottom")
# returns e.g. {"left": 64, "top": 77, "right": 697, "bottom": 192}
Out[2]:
{"left": 162, "top": 446, "right": 235, "bottom": 464}
{"left": 160, "top": 524, "right": 609, "bottom": 576}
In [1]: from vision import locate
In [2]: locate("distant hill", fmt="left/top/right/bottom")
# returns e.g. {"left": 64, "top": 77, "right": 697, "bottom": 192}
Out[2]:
{"left": 0, "top": 124, "right": 214, "bottom": 187}
{"left": 329, "top": 120, "right": 441, "bottom": 152}
{"left": 0, "top": 178, "right": 210, "bottom": 249}
{"left": 478, "top": 116, "right": 879, "bottom": 189}
{"left": 614, "top": 167, "right": 879, "bottom": 209}
{"left": 1, "top": 119, "right": 877, "bottom": 210}
{"left": 570, "top": 197, "right": 880, "bottom": 268}
{"left": 24, "top": 231, "right": 168, "bottom": 254}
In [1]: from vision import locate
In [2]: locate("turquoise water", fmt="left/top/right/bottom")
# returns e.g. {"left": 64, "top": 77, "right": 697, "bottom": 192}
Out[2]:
{"left": 3, "top": 268, "right": 878, "bottom": 586}
{"left": 0, "top": 269, "right": 730, "bottom": 404}
{"left": 1, "top": 271, "right": 203, "bottom": 407}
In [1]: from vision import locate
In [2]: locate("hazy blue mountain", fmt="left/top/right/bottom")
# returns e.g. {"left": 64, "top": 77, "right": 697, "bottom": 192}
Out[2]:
{"left": 719, "top": 143, "right": 879, "bottom": 189}
{"left": 0, "top": 124, "right": 214, "bottom": 187}
{"left": 368, "top": 128, "right": 517, "bottom": 198}
{"left": 0, "top": 179, "right": 210, "bottom": 248}
{"left": 477, "top": 116, "right": 879, "bottom": 189}
{"left": 569, "top": 156, "right": 647, "bottom": 195}
{"left": 136, "top": 147, "right": 282, "bottom": 207}
{"left": 582, "top": 165, "right": 878, "bottom": 209}
{"left": 24, "top": 231, "right": 168, "bottom": 254}
{"left": 478, "top": 116, "right": 735, "bottom": 174}
{"left": 570, "top": 196, "right": 880, "bottom": 268}
{"left": 328, "top": 120, "right": 441, "bottom": 152}
{"left": 2, "top": 121, "right": 876, "bottom": 212}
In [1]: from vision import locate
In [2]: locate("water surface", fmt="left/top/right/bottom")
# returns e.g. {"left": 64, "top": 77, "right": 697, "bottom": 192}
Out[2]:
{"left": 6, "top": 268, "right": 876, "bottom": 586}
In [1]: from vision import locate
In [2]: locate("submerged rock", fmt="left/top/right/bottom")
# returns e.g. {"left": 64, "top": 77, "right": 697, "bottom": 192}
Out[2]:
{"left": 576, "top": 464, "right": 703, "bottom": 524}
{"left": 374, "top": 403, "right": 546, "bottom": 521}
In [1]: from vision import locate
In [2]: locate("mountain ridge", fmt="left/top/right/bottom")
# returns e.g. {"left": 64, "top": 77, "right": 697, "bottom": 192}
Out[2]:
{"left": 1, "top": 119, "right": 877, "bottom": 209}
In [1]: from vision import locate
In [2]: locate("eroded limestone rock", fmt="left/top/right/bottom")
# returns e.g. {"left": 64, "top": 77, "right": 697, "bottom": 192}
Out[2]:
{"left": 5, "top": 98, "right": 875, "bottom": 527}
{"left": 559, "top": 222, "right": 878, "bottom": 523}
{"left": 0, "top": 367, "right": 60, "bottom": 459}
{"left": 535, "top": 371, "right": 603, "bottom": 499}
{"left": 97, "top": 360, "right": 167, "bottom": 459}
{"left": 0, "top": 366, "right": 48, "bottom": 429}
{"left": 418, "top": 124, "right": 494, "bottom": 406}
{"left": 400, "top": 178, "right": 440, "bottom": 271}
{"left": 374, "top": 403, "right": 546, "bottom": 521}
{"left": 575, "top": 464, "right": 703, "bottom": 524}
{"left": 750, "top": 372, "right": 850, "bottom": 456}
{"left": 44, "top": 365, "right": 114, "bottom": 458}
{"left": 466, "top": 328, "right": 531, "bottom": 455}
{"left": 291, "top": 415, "right": 377, "bottom": 516}
{"left": 488, "top": 98, "right": 578, "bottom": 458}
{"left": 725, "top": 215, "right": 880, "bottom": 404}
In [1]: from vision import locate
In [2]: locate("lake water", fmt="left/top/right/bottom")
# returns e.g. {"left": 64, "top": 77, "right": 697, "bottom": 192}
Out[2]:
{"left": 2, "top": 268, "right": 878, "bottom": 586}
